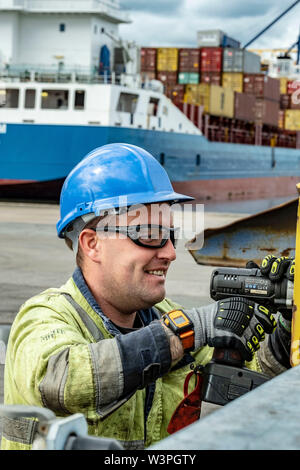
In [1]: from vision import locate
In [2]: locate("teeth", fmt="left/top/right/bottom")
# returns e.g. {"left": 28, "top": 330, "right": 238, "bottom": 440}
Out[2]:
{"left": 147, "top": 270, "right": 165, "bottom": 276}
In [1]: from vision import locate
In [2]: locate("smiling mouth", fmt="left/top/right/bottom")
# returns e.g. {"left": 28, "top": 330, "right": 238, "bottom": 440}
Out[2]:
{"left": 145, "top": 270, "right": 166, "bottom": 278}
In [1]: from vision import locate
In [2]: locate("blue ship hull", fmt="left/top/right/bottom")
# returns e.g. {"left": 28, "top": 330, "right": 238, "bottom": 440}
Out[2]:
{"left": 1, "top": 123, "right": 300, "bottom": 201}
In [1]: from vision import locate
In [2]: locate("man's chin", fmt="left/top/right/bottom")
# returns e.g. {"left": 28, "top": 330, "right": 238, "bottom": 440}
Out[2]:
{"left": 146, "top": 289, "right": 166, "bottom": 307}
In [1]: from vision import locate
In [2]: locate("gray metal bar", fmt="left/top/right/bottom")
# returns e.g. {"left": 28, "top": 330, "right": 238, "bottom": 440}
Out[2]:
{"left": 150, "top": 365, "right": 300, "bottom": 450}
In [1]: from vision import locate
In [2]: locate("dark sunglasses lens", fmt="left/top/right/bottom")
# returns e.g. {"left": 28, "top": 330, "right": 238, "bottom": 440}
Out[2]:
{"left": 129, "top": 226, "right": 178, "bottom": 248}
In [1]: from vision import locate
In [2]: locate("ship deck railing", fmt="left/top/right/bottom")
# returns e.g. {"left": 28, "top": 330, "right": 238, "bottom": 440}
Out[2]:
{"left": 0, "top": 68, "right": 124, "bottom": 85}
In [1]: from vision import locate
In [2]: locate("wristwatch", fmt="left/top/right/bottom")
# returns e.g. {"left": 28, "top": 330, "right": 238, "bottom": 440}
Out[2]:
{"left": 163, "top": 310, "right": 195, "bottom": 352}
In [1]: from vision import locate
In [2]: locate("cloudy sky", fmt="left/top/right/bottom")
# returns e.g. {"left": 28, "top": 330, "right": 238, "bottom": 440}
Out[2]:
{"left": 119, "top": 0, "right": 300, "bottom": 53}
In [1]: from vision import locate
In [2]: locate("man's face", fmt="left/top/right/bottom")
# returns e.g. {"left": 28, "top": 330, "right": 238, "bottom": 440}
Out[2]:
{"left": 94, "top": 203, "right": 177, "bottom": 314}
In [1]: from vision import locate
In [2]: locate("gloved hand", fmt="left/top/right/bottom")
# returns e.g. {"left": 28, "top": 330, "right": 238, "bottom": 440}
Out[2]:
{"left": 246, "top": 255, "right": 294, "bottom": 320}
{"left": 247, "top": 255, "right": 294, "bottom": 368}
{"left": 186, "top": 297, "right": 277, "bottom": 362}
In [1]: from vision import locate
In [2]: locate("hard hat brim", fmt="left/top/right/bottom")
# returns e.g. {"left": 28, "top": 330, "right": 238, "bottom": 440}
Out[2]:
{"left": 57, "top": 190, "right": 194, "bottom": 238}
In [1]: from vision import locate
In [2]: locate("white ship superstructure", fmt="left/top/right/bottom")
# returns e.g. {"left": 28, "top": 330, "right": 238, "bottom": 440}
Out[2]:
{"left": 0, "top": 0, "right": 130, "bottom": 73}
{"left": 0, "top": 0, "right": 200, "bottom": 134}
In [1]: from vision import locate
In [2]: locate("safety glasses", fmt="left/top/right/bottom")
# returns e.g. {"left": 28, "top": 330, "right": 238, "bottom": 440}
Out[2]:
{"left": 92, "top": 224, "right": 180, "bottom": 249}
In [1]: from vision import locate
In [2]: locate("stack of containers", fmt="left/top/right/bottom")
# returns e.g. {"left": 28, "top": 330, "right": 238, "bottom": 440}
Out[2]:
{"left": 156, "top": 48, "right": 179, "bottom": 102}
{"left": 243, "top": 74, "right": 280, "bottom": 127}
{"left": 156, "top": 48, "right": 178, "bottom": 84}
{"left": 178, "top": 49, "right": 201, "bottom": 84}
{"left": 140, "top": 32, "right": 263, "bottom": 122}
{"left": 281, "top": 79, "right": 300, "bottom": 130}
{"left": 140, "top": 47, "right": 157, "bottom": 82}
{"left": 200, "top": 47, "right": 223, "bottom": 85}
{"left": 223, "top": 49, "right": 261, "bottom": 93}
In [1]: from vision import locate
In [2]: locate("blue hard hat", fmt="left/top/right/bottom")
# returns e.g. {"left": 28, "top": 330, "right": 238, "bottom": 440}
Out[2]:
{"left": 57, "top": 143, "right": 194, "bottom": 238}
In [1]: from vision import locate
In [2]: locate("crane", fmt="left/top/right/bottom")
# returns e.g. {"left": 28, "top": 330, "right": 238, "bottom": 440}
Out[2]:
{"left": 283, "top": 29, "right": 300, "bottom": 64}
{"left": 243, "top": 0, "right": 300, "bottom": 57}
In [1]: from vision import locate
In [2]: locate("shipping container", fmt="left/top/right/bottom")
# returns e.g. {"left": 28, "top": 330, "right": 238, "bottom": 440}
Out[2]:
{"left": 290, "top": 92, "right": 300, "bottom": 110}
{"left": 201, "top": 72, "right": 222, "bottom": 86}
{"left": 287, "top": 79, "right": 300, "bottom": 95}
{"left": 178, "top": 72, "right": 200, "bottom": 84}
{"left": 165, "top": 84, "right": 185, "bottom": 106}
{"left": 156, "top": 71, "right": 178, "bottom": 86}
{"left": 285, "top": 109, "right": 300, "bottom": 130}
{"left": 234, "top": 92, "right": 256, "bottom": 121}
{"left": 157, "top": 48, "right": 178, "bottom": 72}
{"left": 280, "top": 94, "right": 291, "bottom": 110}
{"left": 222, "top": 72, "right": 243, "bottom": 93}
{"left": 243, "top": 74, "right": 280, "bottom": 101}
{"left": 200, "top": 47, "right": 222, "bottom": 72}
{"left": 280, "top": 77, "right": 288, "bottom": 94}
{"left": 210, "top": 86, "right": 234, "bottom": 118}
{"left": 184, "top": 84, "right": 234, "bottom": 118}
{"left": 278, "top": 109, "right": 285, "bottom": 129}
{"left": 255, "top": 98, "right": 280, "bottom": 126}
{"left": 184, "top": 84, "right": 208, "bottom": 107}
{"left": 140, "top": 48, "right": 157, "bottom": 72}
{"left": 222, "top": 35, "right": 241, "bottom": 49}
{"left": 197, "top": 29, "right": 240, "bottom": 48}
{"left": 223, "top": 49, "right": 260, "bottom": 73}
{"left": 178, "top": 48, "right": 201, "bottom": 72}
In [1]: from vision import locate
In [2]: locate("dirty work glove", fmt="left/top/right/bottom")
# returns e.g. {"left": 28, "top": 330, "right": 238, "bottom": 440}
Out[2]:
{"left": 247, "top": 255, "right": 294, "bottom": 368}
{"left": 186, "top": 297, "right": 277, "bottom": 362}
{"left": 246, "top": 255, "right": 294, "bottom": 321}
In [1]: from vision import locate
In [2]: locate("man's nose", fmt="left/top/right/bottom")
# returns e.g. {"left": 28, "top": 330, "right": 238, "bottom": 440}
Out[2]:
{"left": 157, "top": 239, "right": 176, "bottom": 261}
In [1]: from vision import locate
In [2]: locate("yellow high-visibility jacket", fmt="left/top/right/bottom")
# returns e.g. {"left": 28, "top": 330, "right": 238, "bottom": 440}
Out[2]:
{"left": 1, "top": 275, "right": 261, "bottom": 450}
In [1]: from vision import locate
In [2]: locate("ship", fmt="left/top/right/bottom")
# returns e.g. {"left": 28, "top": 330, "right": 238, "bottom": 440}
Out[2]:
{"left": 1, "top": 0, "right": 300, "bottom": 202}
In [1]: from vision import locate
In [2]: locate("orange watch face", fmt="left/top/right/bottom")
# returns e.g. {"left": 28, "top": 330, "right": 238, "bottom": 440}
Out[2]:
{"left": 169, "top": 310, "right": 191, "bottom": 328}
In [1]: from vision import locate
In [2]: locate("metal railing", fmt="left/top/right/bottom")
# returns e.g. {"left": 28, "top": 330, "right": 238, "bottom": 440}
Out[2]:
{"left": 0, "top": 64, "right": 140, "bottom": 86}
{"left": 0, "top": 0, "right": 130, "bottom": 22}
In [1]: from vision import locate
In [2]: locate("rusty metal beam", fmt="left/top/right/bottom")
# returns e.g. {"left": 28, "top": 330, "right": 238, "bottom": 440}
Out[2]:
{"left": 187, "top": 198, "right": 297, "bottom": 267}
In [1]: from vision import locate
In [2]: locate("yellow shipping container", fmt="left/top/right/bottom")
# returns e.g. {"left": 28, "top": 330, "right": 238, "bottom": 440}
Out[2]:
{"left": 285, "top": 109, "right": 300, "bottom": 130}
{"left": 222, "top": 73, "right": 244, "bottom": 93}
{"left": 210, "top": 85, "right": 234, "bottom": 118}
{"left": 157, "top": 48, "right": 178, "bottom": 72}
{"left": 184, "top": 84, "right": 234, "bottom": 118}
{"left": 184, "top": 84, "right": 210, "bottom": 110}
{"left": 280, "top": 77, "right": 288, "bottom": 95}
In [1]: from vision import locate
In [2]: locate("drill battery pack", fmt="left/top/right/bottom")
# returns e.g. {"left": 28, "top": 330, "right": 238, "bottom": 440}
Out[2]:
{"left": 201, "top": 361, "right": 270, "bottom": 406}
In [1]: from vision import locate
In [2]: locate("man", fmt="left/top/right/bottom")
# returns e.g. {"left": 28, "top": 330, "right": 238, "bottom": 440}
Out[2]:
{"left": 1, "top": 144, "right": 293, "bottom": 450}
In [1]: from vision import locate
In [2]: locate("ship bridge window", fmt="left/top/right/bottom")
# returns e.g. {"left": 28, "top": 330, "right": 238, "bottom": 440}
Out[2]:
{"left": 25, "top": 89, "right": 36, "bottom": 109}
{"left": 117, "top": 93, "right": 138, "bottom": 113}
{"left": 0, "top": 88, "right": 19, "bottom": 108}
{"left": 41, "top": 90, "right": 69, "bottom": 110}
{"left": 148, "top": 98, "right": 159, "bottom": 116}
{"left": 74, "top": 90, "right": 85, "bottom": 110}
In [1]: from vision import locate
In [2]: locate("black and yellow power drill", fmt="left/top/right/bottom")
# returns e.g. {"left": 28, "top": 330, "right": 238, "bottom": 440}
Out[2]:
{"left": 201, "top": 259, "right": 294, "bottom": 406}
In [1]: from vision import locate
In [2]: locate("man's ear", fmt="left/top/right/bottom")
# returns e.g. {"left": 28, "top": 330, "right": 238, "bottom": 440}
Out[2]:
{"left": 79, "top": 229, "right": 102, "bottom": 262}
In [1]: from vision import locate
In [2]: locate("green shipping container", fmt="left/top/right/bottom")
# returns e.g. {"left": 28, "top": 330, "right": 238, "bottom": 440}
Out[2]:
{"left": 178, "top": 72, "right": 199, "bottom": 84}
